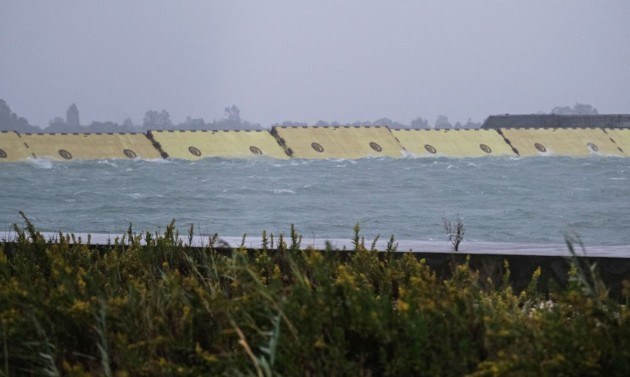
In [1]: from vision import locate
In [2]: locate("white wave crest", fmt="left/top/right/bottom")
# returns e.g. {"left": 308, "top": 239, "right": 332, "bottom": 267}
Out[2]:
{"left": 27, "top": 157, "right": 53, "bottom": 169}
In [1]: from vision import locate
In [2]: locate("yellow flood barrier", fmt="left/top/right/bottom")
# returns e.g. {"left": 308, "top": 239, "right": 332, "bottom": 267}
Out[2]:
{"left": 500, "top": 128, "right": 624, "bottom": 157}
{"left": 0, "top": 131, "right": 32, "bottom": 162}
{"left": 603, "top": 129, "right": 630, "bottom": 156}
{"left": 149, "top": 130, "right": 289, "bottom": 160}
{"left": 392, "top": 129, "right": 516, "bottom": 157}
{"left": 272, "top": 126, "right": 404, "bottom": 159}
{"left": 19, "top": 133, "right": 162, "bottom": 161}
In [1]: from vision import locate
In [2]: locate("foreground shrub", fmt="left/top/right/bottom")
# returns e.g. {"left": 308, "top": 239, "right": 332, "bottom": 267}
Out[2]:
{"left": 0, "top": 220, "right": 628, "bottom": 376}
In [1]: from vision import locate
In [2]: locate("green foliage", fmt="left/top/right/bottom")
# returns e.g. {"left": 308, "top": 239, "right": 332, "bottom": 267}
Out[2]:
{"left": 0, "top": 220, "right": 628, "bottom": 376}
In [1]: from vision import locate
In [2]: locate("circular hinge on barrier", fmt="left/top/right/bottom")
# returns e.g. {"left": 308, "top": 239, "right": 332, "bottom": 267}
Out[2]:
{"left": 369, "top": 142, "right": 383, "bottom": 152}
{"left": 58, "top": 149, "right": 73, "bottom": 160}
{"left": 123, "top": 149, "right": 137, "bottom": 158}
{"left": 188, "top": 146, "right": 202, "bottom": 156}
{"left": 0, "top": 149, "right": 7, "bottom": 159}
{"left": 534, "top": 143, "right": 547, "bottom": 153}
{"left": 587, "top": 142, "right": 599, "bottom": 152}
{"left": 424, "top": 144, "right": 437, "bottom": 154}
{"left": 249, "top": 146, "right": 263, "bottom": 155}
{"left": 311, "top": 142, "right": 324, "bottom": 153}
{"left": 479, "top": 144, "right": 492, "bottom": 154}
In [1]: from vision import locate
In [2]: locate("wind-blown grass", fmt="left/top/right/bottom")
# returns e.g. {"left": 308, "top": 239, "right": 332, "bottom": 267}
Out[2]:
{"left": 0, "top": 218, "right": 629, "bottom": 376}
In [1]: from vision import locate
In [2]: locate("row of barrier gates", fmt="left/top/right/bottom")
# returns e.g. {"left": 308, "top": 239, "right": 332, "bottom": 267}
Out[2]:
{"left": 1, "top": 126, "right": 629, "bottom": 162}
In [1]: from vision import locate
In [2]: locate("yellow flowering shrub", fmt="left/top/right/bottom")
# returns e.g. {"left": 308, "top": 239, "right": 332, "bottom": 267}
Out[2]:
{"left": 1, "top": 221, "right": 628, "bottom": 376}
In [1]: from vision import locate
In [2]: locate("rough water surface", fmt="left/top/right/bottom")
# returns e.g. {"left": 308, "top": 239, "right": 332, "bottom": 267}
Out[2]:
{"left": 1, "top": 156, "right": 629, "bottom": 246}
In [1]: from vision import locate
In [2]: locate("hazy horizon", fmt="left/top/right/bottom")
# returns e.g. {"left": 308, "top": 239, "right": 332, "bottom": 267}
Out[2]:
{"left": 2, "top": 1, "right": 629, "bottom": 128}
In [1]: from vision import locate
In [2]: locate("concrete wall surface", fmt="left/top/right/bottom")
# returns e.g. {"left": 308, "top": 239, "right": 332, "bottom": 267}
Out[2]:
{"left": 0, "top": 131, "right": 31, "bottom": 162}
{"left": 603, "top": 128, "right": 630, "bottom": 157}
{"left": 273, "top": 126, "right": 404, "bottom": 159}
{"left": 18, "top": 133, "right": 161, "bottom": 161}
{"left": 392, "top": 129, "right": 516, "bottom": 157}
{"left": 500, "top": 128, "right": 624, "bottom": 157}
{"left": 2, "top": 127, "right": 630, "bottom": 161}
{"left": 149, "top": 130, "right": 289, "bottom": 160}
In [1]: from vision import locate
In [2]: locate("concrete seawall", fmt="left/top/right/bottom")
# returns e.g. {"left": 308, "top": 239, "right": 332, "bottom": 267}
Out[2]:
{"left": 391, "top": 129, "right": 516, "bottom": 157}
{"left": 1, "top": 132, "right": 161, "bottom": 161}
{"left": 2, "top": 231, "right": 629, "bottom": 298}
{"left": 2, "top": 127, "right": 629, "bottom": 161}
{"left": 148, "top": 129, "right": 289, "bottom": 160}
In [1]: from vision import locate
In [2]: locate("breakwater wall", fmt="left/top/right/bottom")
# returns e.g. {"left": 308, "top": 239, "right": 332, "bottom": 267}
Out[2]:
{"left": 3, "top": 232, "right": 629, "bottom": 298}
{"left": 1, "top": 127, "right": 629, "bottom": 161}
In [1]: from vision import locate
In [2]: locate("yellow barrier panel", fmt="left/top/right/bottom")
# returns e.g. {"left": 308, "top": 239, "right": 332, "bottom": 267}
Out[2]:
{"left": 500, "top": 128, "right": 624, "bottom": 157}
{"left": 149, "top": 130, "right": 289, "bottom": 160}
{"left": 392, "top": 129, "right": 516, "bottom": 157}
{"left": 19, "top": 133, "right": 162, "bottom": 161}
{"left": 0, "top": 131, "right": 32, "bottom": 162}
{"left": 603, "top": 129, "right": 630, "bottom": 156}
{"left": 272, "top": 126, "right": 404, "bottom": 159}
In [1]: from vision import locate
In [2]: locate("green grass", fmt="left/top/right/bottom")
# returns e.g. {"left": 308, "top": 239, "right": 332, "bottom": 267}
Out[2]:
{"left": 1, "top": 219, "right": 629, "bottom": 376}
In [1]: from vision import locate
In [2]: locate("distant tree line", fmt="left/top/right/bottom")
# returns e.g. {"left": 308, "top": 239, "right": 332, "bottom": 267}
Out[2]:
{"left": 0, "top": 98, "right": 603, "bottom": 134}
{"left": 550, "top": 103, "right": 598, "bottom": 116}
{"left": 0, "top": 100, "right": 265, "bottom": 133}
{"left": 141, "top": 105, "right": 264, "bottom": 131}
{"left": 0, "top": 99, "right": 40, "bottom": 132}
{"left": 271, "top": 116, "right": 481, "bottom": 130}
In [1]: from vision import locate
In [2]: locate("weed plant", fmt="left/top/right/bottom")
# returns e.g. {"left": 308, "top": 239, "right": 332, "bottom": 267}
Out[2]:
{"left": 0, "top": 218, "right": 628, "bottom": 376}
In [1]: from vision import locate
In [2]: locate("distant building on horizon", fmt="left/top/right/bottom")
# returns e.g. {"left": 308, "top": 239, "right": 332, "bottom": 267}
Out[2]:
{"left": 481, "top": 114, "right": 630, "bottom": 129}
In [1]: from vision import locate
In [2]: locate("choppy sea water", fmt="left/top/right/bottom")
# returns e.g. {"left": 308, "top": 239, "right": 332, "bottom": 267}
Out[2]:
{"left": 1, "top": 156, "right": 629, "bottom": 246}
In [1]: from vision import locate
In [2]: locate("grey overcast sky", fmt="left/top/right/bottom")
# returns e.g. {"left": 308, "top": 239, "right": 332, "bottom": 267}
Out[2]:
{"left": 1, "top": 1, "right": 629, "bottom": 128}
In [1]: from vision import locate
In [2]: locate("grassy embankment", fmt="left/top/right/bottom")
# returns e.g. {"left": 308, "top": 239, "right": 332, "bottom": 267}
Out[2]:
{"left": 1, "top": 217, "right": 629, "bottom": 376}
